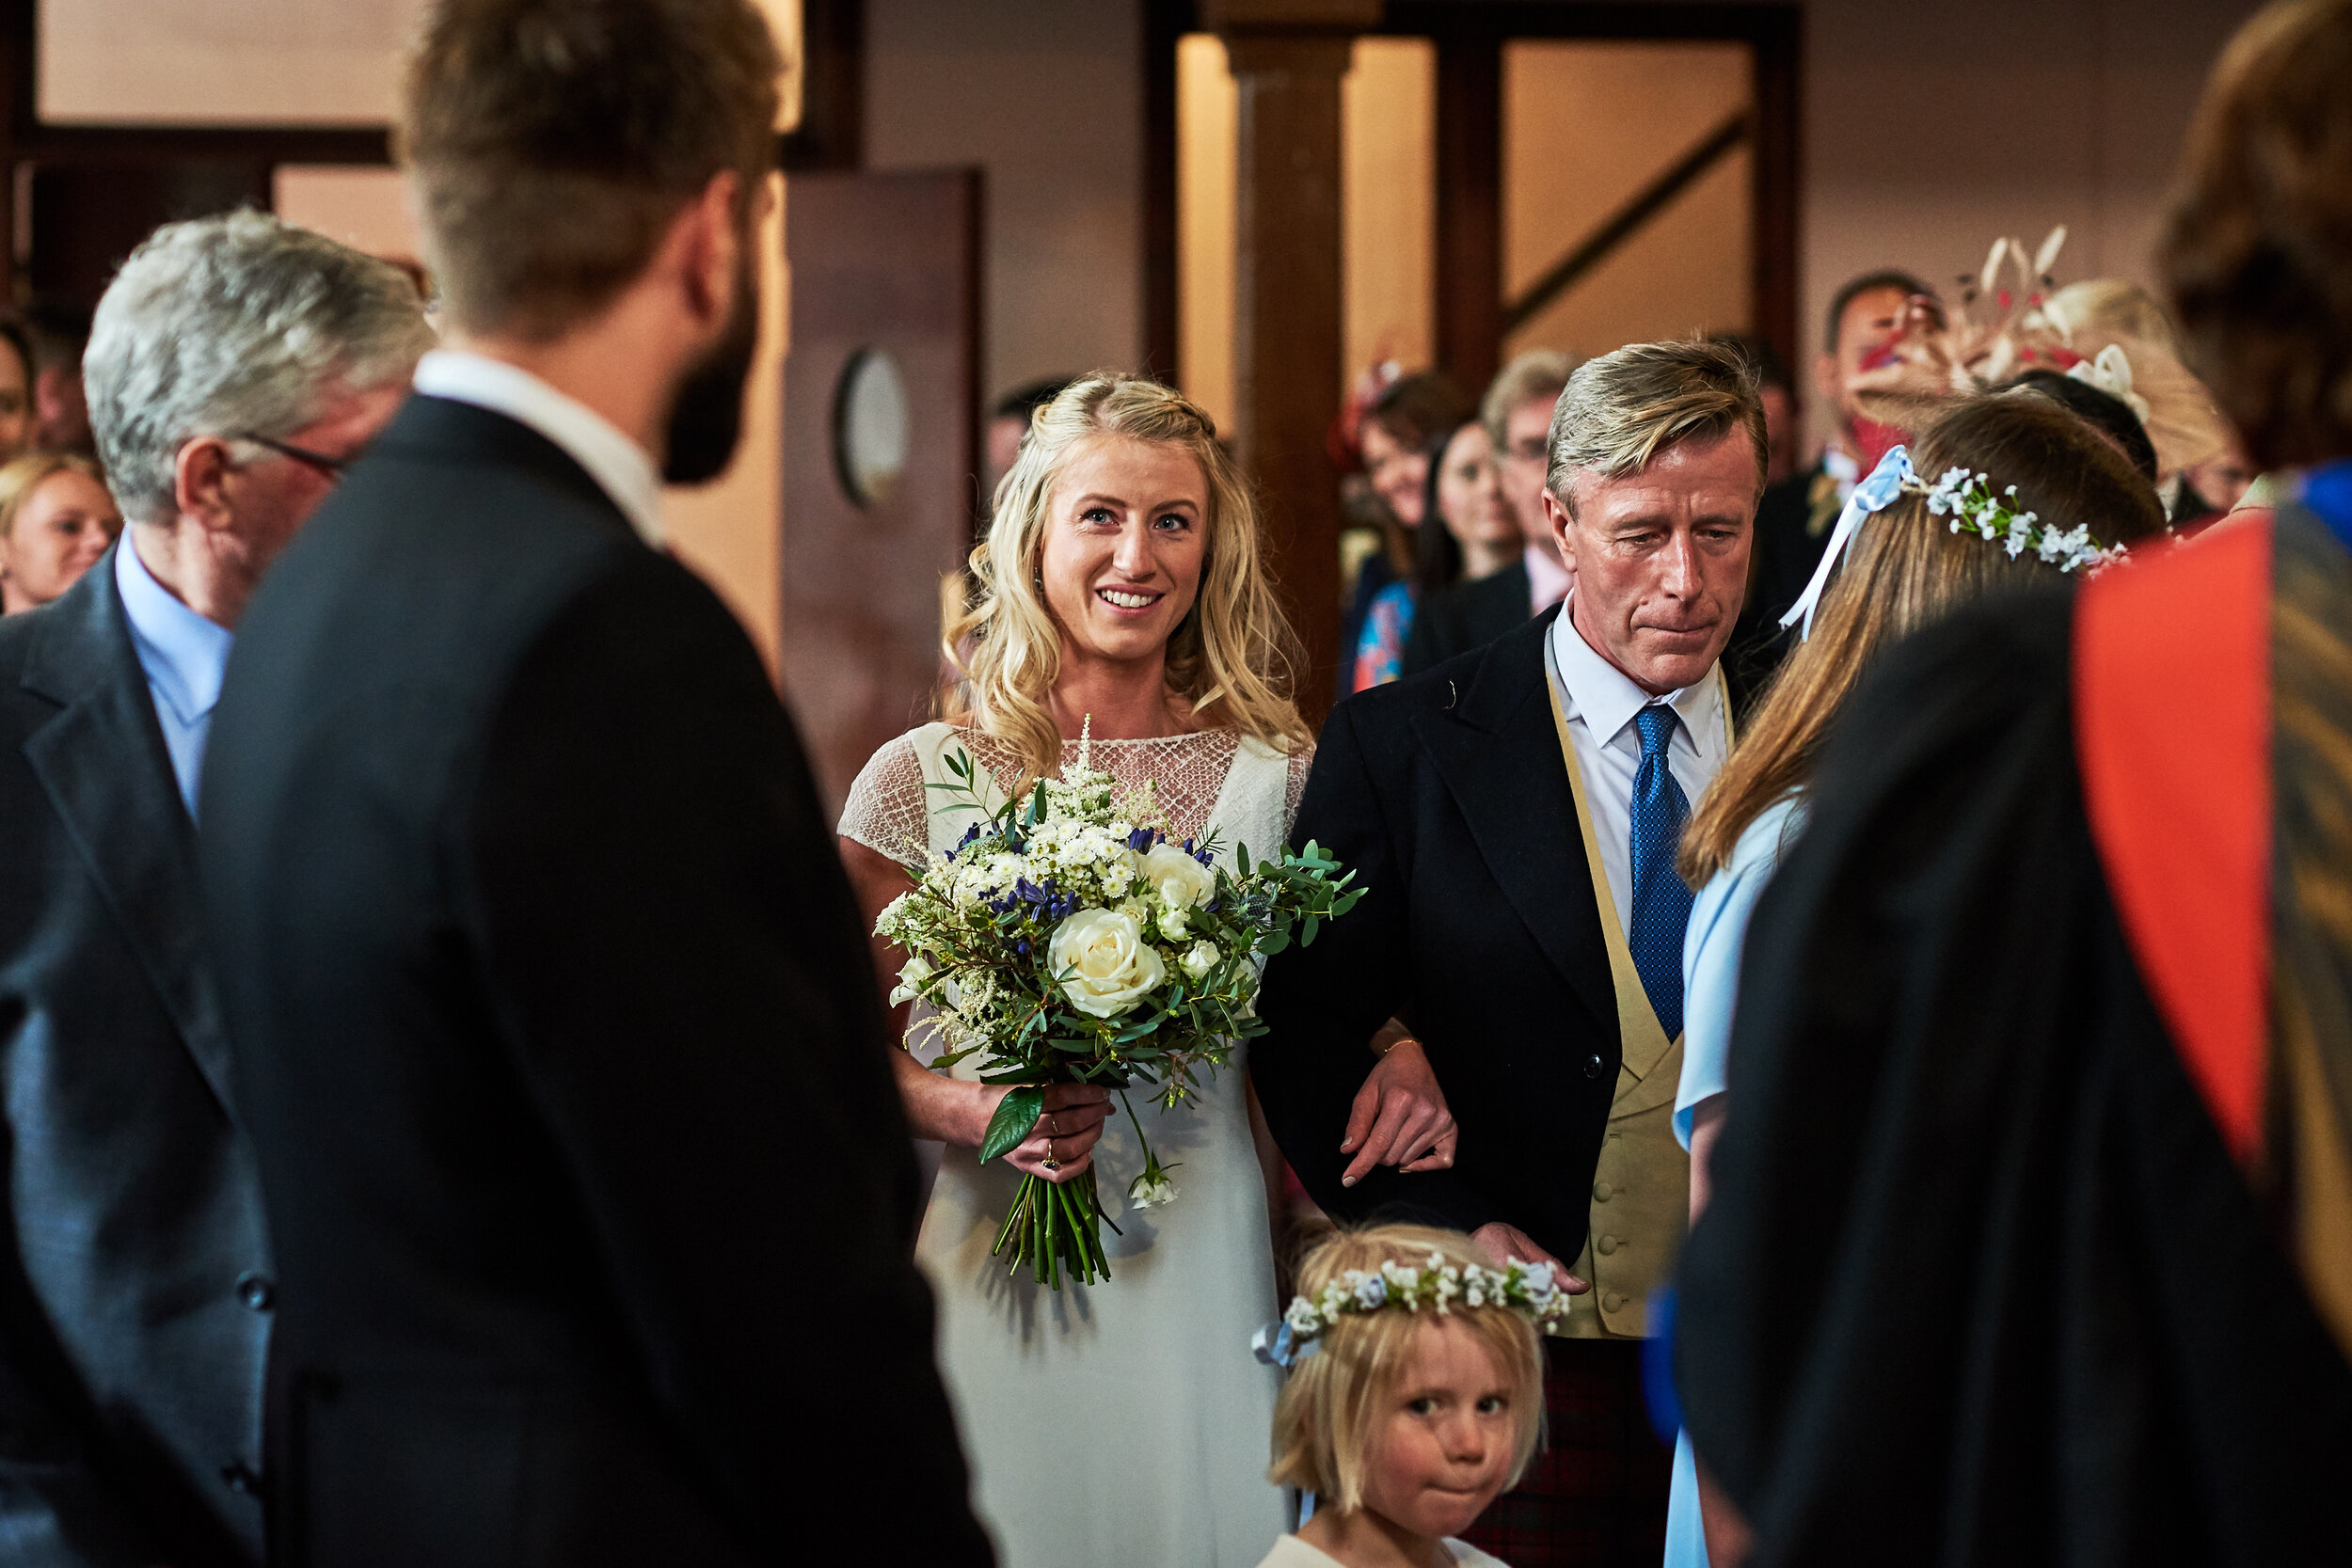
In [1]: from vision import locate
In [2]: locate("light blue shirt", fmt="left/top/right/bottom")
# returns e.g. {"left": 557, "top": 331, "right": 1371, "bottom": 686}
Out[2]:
{"left": 1676, "top": 792, "right": 1807, "bottom": 1148}
{"left": 115, "top": 537, "right": 233, "bottom": 818}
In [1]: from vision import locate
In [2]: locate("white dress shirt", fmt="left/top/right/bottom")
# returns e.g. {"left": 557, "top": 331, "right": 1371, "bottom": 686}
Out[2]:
{"left": 116, "top": 537, "right": 234, "bottom": 818}
{"left": 411, "top": 349, "right": 666, "bottom": 547}
{"left": 1544, "top": 598, "right": 1729, "bottom": 937}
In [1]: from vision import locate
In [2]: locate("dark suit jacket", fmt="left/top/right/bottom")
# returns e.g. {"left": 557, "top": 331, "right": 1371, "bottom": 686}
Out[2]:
{"left": 1400, "top": 557, "right": 1533, "bottom": 678}
{"left": 1723, "top": 461, "right": 1835, "bottom": 706}
{"left": 199, "top": 397, "right": 992, "bottom": 1568}
{"left": 0, "top": 546, "right": 271, "bottom": 1567}
{"left": 1253, "top": 609, "right": 1620, "bottom": 1263}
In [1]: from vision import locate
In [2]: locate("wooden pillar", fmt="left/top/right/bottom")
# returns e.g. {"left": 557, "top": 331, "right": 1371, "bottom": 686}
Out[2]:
{"left": 1205, "top": 0, "right": 1376, "bottom": 723}
{"left": 1434, "top": 26, "right": 1502, "bottom": 398}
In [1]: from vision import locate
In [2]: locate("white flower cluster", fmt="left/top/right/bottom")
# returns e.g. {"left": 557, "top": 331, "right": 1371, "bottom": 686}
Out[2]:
{"left": 1278, "top": 1251, "right": 1573, "bottom": 1346}
{"left": 1913, "top": 466, "right": 2114, "bottom": 574}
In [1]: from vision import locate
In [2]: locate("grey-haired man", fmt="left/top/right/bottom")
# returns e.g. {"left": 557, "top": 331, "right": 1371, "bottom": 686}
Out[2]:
{"left": 0, "top": 211, "right": 429, "bottom": 1566}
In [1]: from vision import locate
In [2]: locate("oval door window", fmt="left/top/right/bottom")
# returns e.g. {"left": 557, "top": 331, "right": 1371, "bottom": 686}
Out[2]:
{"left": 833, "top": 347, "right": 911, "bottom": 507}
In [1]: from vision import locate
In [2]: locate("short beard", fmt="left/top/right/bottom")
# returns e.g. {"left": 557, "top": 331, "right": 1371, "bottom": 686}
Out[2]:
{"left": 661, "top": 246, "right": 760, "bottom": 485}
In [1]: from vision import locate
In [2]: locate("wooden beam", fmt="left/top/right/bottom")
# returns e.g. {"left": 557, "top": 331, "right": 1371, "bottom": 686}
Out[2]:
{"left": 1749, "top": 7, "right": 1803, "bottom": 378}
{"left": 1212, "top": 6, "right": 1373, "bottom": 722}
{"left": 1434, "top": 26, "right": 1502, "bottom": 394}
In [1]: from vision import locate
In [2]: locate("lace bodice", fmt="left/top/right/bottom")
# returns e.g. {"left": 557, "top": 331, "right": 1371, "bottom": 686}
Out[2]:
{"left": 839, "top": 725, "right": 1312, "bottom": 870}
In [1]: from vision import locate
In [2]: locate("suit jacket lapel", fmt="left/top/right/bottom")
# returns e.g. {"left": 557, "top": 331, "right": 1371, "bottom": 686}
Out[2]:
{"left": 20, "top": 555, "right": 241, "bottom": 1119}
{"left": 1411, "top": 610, "right": 1620, "bottom": 1044}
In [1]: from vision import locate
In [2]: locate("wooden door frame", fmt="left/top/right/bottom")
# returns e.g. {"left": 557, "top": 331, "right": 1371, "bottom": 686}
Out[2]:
{"left": 1139, "top": 0, "right": 1801, "bottom": 392}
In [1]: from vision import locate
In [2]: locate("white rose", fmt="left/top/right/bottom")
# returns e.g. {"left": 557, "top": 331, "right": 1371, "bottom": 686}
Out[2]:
{"left": 1140, "top": 843, "right": 1216, "bottom": 914}
{"left": 1181, "top": 941, "right": 1220, "bottom": 981}
{"left": 1048, "top": 907, "right": 1168, "bottom": 1018}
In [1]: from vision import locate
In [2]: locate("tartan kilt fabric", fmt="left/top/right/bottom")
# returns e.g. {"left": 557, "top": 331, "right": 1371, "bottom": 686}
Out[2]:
{"left": 1457, "top": 1337, "right": 1672, "bottom": 1567}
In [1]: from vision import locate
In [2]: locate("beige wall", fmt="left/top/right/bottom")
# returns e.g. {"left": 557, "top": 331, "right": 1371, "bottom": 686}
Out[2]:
{"left": 866, "top": 0, "right": 1145, "bottom": 405}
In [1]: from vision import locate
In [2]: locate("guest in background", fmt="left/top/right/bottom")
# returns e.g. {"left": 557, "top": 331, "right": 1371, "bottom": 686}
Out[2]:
{"left": 985, "top": 374, "right": 1073, "bottom": 501}
{"left": 1401, "top": 348, "right": 1576, "bottom": 676}
{"left": 1723, "top": 270, "right": 1936, "bottom": 702}
{"left": 0, "top": 318, "right": 37, "bottom": 465}
{"left": 1677, "top": 2, "right": 2352, "bottom": 1553}
{"left": 2003, "top": 366, "right": 2161, "bottom": 484}
{"left": 1709, "top": 332, "right": 1799, "bottom": 484}
{"left": 0, "top": 211, "right": 427, "bottom": 1568}
{"left": 1343, "top": 370, "right": 1473, "bottom": 691}
{"left": 2184, "top": 433, "right": 2259, "bottom": 519}
{"left": 1661, "top": 393, "right": 2168, "bottom": 1568}
{"left": 1353, "top": 418, "right": 1520, "bottom": 690}
{"left": 197, "top": 0, "right": 993, "bottom": 1560}
{"left": 24, "top": 298, "right": 96, "bottom": 455}
{"left": 0, "top": 452, "right": 118, "bottom": 613}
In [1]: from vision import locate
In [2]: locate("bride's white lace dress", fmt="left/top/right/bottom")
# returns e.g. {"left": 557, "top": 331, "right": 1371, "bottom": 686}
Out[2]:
{"left": 841, "top": 722, "right": 1311, "bottom": 1568}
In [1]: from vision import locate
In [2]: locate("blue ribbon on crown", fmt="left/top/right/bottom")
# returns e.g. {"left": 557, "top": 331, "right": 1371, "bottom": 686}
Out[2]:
{"left": 1779, "top": 445, "right": 1915, "bottom": 640}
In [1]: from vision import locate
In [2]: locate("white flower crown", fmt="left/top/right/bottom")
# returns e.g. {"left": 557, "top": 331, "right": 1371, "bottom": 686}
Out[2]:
{"left": 1914, "top": 465, "right": 2114, "bottom": 574}
{"left": 1250, "top": 1252, "right": 1571, "bottom": 1368}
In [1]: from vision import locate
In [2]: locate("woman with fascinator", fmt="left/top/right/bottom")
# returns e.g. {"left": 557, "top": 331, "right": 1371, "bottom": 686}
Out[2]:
{"left": 1659, "top": 390, "right": 2169, "bottom": 1565}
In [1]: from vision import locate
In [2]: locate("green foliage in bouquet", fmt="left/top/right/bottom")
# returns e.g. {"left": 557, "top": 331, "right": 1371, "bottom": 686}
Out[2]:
{"left": 876, "top": 740, "right": 1361, "bottom": 1289}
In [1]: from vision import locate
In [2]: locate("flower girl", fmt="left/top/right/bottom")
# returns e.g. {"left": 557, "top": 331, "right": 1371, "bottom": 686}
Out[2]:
{"left": 1255, "top": 1225, "right": 1566, "bottom": 1568}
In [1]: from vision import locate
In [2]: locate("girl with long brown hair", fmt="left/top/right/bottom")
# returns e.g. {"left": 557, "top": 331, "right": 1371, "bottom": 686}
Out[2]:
{"left": 1661, "top": 389, "right": 2168, "bottom": 1567}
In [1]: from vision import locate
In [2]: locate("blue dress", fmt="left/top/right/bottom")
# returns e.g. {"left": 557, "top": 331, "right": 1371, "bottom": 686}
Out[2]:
{"left": 1661, "top": 794, "right": 1807, "bottom": 1568}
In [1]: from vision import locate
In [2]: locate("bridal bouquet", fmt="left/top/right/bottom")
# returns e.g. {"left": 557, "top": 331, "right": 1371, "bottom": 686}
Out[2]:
{"left": 876, "top": 736, "right": 1360, "bottom": 1290}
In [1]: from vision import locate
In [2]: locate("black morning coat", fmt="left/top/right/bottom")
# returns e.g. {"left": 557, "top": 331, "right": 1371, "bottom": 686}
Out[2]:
{"left": 0, "top": 543, "right": 271, "bottom": 1567}
{"left": 198, "top": 396, "right": 993, "bottom": 1568}
{"left": 1253, "top": 608, "right": 1621, "bottom": 1264}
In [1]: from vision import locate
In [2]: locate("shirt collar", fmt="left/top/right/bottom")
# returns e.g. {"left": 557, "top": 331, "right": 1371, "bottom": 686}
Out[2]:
{"left": 115, "top": 533, "right": 233, "bottom": 727}
{"left": 1821, "top": 444, "right": 1861, "bottom": 498}
{"left": 1548, "top": 594, "right": 1720, "bottom": 749}
{"left": 412, "top": 349, "right": 665, "bottom": 546}
{"left": 1524, "top": 538, "right": 1572, "bottom": 610}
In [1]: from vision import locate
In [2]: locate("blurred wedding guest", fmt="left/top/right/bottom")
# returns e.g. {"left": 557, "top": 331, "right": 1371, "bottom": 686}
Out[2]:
{"left": 1401, "top": 348, "right": 1576, "bottom": 675}
{"left": 2004, "top": 366, "right": 2161, "bottom": 483}
{"left": 985, "top": 374, "right": 1072, "bottom": 500}
{"left": 0, "top": 212, "right": 426, "bottom": 1568}
{"left": 1259, "top": 340, "right": 1767, "bottom": 1567}
{"left": 1677, "top": 2, "right": 2352, "bottom": 1558}
{"left": 1708, "top": 332, "right": 1799, "bottom": 484}
{"left": 1353, "top": 418, "right": 1519, "bottom": 689}
{"left": 1661, "top": 394, "right": 2165, "bottom": 1568}
{"left": 24, "top": 297, "right": 96, "bottom": 454}
{"left": 0, "top": 317, "right": 37, "bottom": 464}
{"left": 197, "top": 2, "right": 993, "bottom": 1563}
{"left": 0, "top": 452, "right": 118, "bottom": 613}
{"left": 1723, "top": 270, "right": 1935, "bottom": 701}
{"left": 1343, "top": 369, "right": 1473, "bottom": 690}
{"left": 839, "top": 373, "right": 1316, "bottom": 1568}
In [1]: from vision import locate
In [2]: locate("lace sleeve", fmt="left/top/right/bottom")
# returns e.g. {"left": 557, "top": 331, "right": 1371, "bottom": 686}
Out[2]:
{"left": 837, "top": 731, "right": 932, "bottom": 870}
{"left": 1282, "top": 742, "right": 1315, "bottom": 845}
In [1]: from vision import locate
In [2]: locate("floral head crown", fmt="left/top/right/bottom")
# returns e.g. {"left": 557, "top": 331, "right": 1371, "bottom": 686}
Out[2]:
{"left": 1778, "top": 445, "right": 2120, "bottom": 638}
{"left": 1250, "top": 1252, "right": 1571, "bottom": 1369}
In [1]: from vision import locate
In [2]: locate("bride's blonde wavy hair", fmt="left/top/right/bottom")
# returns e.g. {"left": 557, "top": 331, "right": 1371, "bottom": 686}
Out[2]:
{"left": 941, "top": 372, "right": 1310, "bottom": 784}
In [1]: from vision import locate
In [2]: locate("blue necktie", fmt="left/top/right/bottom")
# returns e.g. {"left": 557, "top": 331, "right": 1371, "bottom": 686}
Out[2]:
{"left": 1628, "top": 704, "right": 1694, "bottom": 1041}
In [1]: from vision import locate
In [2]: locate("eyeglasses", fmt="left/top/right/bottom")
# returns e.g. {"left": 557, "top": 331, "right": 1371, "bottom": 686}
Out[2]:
{"left": 234, "top": 432, "right": 359, "bottom": 479}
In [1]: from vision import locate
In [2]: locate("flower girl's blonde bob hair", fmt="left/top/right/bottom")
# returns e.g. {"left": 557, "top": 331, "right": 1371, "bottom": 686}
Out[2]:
{"left": 1266, "top": 1224, "right": 1546, "bottom": 1513}
{"left": 942, "top": 372, "right": 1310, "bottom": 785}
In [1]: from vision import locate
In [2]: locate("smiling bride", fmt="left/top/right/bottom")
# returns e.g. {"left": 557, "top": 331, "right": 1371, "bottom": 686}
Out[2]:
{"left": 837, "top": 373, "right": 1316, "bottom": 1567}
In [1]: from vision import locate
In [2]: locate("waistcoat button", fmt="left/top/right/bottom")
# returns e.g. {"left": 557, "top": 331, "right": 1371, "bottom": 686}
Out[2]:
{"left": 1592, "top": 1180, "right": 1613, "bottom": 1201}
{"left": 235, "top": 1272, "right": 275, "bottom": 1312}
{"left": 1583, "top": 1053, "right": 1606, "bottom": 1079}
{"left": 1597, "top": 1235, "right": 1618, "bottom": 1255}
{"left": 1602, "top": 1291, "right": 1625, "bottom": 1313}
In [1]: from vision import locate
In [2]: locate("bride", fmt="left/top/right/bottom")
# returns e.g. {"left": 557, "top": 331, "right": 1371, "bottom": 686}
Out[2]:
{"left": 838, "top": 373, "right": 1315, "bottom": 1567}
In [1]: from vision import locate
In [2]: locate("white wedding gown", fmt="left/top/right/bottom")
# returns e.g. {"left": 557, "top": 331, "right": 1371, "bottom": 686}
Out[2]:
{"left": 841, "top": 723, "right": 1309, "bottom": 1568}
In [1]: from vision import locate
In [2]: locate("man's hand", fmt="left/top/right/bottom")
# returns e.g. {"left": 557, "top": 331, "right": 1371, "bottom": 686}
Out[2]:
{"left": 1470, "top": 1221, "right": 1587, "bottom": 1292}
{"left": 1340, "top": 1036, "right": 1457, "bottom": 1186}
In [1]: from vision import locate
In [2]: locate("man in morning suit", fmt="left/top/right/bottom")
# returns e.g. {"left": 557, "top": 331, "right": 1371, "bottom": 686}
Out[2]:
{"left": 197, "top": 3, "right": 993, "bottom": 1564}
{"left": 1256, "top": 339, "right": 1765, "bottom": 1567}
{"left": 0, "top": 214, "right": 428, "bottom": 1565}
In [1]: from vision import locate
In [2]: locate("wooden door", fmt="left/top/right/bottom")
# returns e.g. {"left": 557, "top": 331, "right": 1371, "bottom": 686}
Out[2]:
{"left": 781, "top": 168, "right": 982, "bottom": 818}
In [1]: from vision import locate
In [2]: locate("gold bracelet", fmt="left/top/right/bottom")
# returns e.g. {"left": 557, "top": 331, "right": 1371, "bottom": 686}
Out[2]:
{"left": 1375, "top": 1035, "right": 1421, "bottom": 1057}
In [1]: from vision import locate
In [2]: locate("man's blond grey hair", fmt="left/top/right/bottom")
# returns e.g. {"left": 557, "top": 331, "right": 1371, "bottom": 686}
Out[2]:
{"left": 1545, "top": 338, "right": 1768, "bottom": 515}
{"left": 1481, "top": 347, "right": 1578, "bottom": 450}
